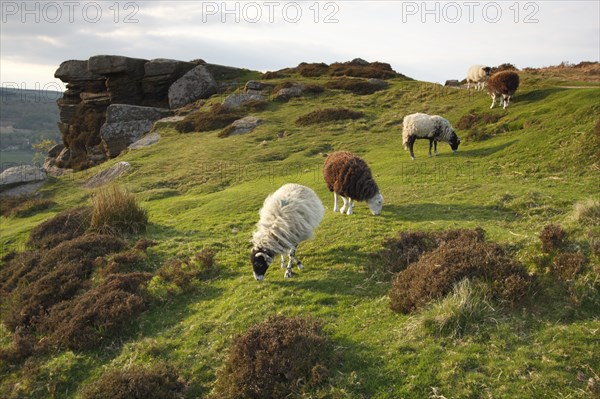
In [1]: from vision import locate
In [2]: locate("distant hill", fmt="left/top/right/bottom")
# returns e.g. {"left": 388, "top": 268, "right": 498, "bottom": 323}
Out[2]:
{"left": 0, "top": 87, "right": 62, "bottom": 169}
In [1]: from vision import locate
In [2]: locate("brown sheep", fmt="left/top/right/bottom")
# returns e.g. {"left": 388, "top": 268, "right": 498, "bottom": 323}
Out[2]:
{"left": 323, "top": 151, "right": 383, "bottom": 215}
{"left": 487, "top": 71, "right": 520, "bottom": 109}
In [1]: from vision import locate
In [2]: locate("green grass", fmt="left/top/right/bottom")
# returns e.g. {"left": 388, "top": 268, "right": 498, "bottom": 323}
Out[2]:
{"left": 1, "top": 71, "right": 599, "bottom": 398}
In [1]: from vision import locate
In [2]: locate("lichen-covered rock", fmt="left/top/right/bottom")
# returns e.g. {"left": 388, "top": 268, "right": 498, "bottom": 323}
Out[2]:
{"left": 83, "top": 161, "right": 132, "bottom": 188}
{"left": 168, "top": 65, "right": 217, "bottom": 109}
{"left": 0, "top": 165, "right": 46, "bottom": 188}
{"left": 223, "top": 93, "right": 265, "bottom": 109}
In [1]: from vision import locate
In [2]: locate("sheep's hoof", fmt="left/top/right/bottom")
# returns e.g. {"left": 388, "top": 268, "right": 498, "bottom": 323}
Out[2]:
{"left": 284, "top": 270, "right": 293, "bottom": 278}
{"left": 410, "top": 157, "right": 415, "bottom": 161}
{"left": 297, "top": 263, "right": 304, "bottom": 271}
{"left": 333, "top": 206, "right": 339, "bottom": 212}
{"left": 340, "top": 206, "right": 347, "bottom": 214}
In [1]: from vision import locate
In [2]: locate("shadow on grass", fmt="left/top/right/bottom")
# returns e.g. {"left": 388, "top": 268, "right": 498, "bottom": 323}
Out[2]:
{"left": 456, "top": 140, "right": 518, "bottom": 158}
{"left": 386, "top": 203, "right": 517, "bottom": 222}
{"left": 517, "top": 87, "right": 567, "bottom": 103}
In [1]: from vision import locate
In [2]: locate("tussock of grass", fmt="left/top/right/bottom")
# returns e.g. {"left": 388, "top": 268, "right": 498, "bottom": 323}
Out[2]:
{"left": 574, "top": 199, "right": 600, "bottom": 226}
{"left": 539, "top": 223, "right": 567, "bottom": 253}
{"left": 295, "top": 107, "right": 364, "bottom": 126}
{"left": 81, "top": 363, "right": 186, "bottom": 399}
{"left": 552, "top": 252, "right": 587, "bottom": 281}
{"left": 417, "top": 279, "right": 497, "bottom": 338}
{"left": 90, "top": 186, "right": 148, "bottom": 235}
{"left": 389, "top": 230, "right": 531, "bottom": 313}
{"left": 212, "top": 315, "right": 332, "bottom": 399}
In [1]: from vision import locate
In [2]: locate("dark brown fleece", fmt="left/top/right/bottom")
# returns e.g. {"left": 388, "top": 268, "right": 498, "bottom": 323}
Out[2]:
{"left": 323, "top": 151, "right": 379, "bottom": 201}
{"left": 487, "top": 71, "right": 520, "bottom": 95}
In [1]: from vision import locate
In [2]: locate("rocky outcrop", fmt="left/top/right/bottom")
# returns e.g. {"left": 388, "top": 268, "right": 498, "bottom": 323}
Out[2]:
{"left": 168, "top": 65, "right": 217, "bottom": 109}
{"left": 223, "top": 93, "right": 265, "bottom": 109}
{"left": 128, "top": 132, "right": 161, "bottom": 150}
{"left": 83, "top": 161, "right": 132, "bottom": 188}
{"left": 100, "top": 104, "right": 171, "bottom": 157}
{"left": 225, "top": 116, "right": 262, "bottom": 136}
{"left": 52, "top": 55, "right": 218, "bottom": 170}
{"left": 0, "top": 165, "right": 47, "bottom": 196}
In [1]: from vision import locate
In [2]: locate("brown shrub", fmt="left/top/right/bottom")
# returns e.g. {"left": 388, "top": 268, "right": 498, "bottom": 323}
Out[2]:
{"left": 1, "top": 234, "right": 125, "bottom": 333}
{"left": 81, "top": 363, "right": 186, "bottom": 399}
{"left": 376, "top": 228, "right": 485, "bottom": 275}
{"left": 295, "top": 108, "right": 364, "bottom": 126}
{"left": 262, "top": 71, "right": 288, "bottom": 80}
{"left": 39, "top": 272, "right": 151, "bottom": 351}
{"left": 325, "top": 77, "right": 386, "bottom": 95}
{"left": 90, "top": 186, "right": 148, "bottom": 235}
{"left": 552, "top": 252, "right": 587, "bottom": 281}
{"left": 134, "top": 238, "right": 158, "bottom": 251}
{"left": 304, "top": 83, "right": 326, "bottom": 94}
{"left": 297, "top": 62, "right": 329, "bottom": 77}
{"left": 329, "top": 61, "right": 397, "bottom": 79}
{"left": 589, "top": 230, "right": 600, "bottom": 257}
{"left": 539, "top": 223, "right": 567, "bottom": 253}
{"left": 389, "top": 237, "right": 530, "bottom": 313}
{"left": 157, "top": 249, "right": 218, "bottom": 289}
{"left": 99, "top": 249, "right": 147, "bottom": 276}
{"left": 175, "top": 104, "right": 243, "bottom": 133}
{"left": 213, "top": 316, "right": 332, "bottom": 399}
{"left": 0, "top": 196, "right": 54, "bottom": 218}
{"left": 28, "top": 207, "right": 91, "bottom": 249}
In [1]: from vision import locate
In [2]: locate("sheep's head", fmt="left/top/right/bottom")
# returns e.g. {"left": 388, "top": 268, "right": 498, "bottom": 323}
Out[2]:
{"left": 449, "top": 131, "right": 461, "bottom": 153}
{"left": 367, "top": 192, "right": 384, "bottom": 215}
{"left": 251, "top": 248, "right": 274, "bottom": 281}
{"left": 482, "top": 66, "right": 492, "bottom": 76}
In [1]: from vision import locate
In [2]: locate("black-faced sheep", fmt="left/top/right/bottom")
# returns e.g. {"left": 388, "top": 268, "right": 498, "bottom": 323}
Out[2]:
{"left": 402, "top": 113, "right": 461, "bottom": 160}
{"left": 251, "top": 183, "right": 324, "bottom": 281}
{"left": 323, "top": 151, "right": 383, "bottom": 216}
{"left": 487, "top": 71, "right": 520, "bottom": 109}
{"left": 467, "top": 65, "right": 492, "bottom": 90}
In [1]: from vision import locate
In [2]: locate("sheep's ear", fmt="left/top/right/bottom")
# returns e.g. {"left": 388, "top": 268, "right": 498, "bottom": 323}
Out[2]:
{"left": 255, "top": 252, "right": 271, "bottom": 262}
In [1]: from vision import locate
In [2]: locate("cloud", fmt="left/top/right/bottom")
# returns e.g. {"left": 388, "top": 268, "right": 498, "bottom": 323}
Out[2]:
{"left": 1, "top": 0, "right": 598, "bottom": 87}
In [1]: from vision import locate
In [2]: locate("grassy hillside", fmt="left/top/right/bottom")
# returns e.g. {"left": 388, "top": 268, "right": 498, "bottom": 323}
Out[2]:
{"left": 1, "top": 68, "right": 599, "bottom": 398}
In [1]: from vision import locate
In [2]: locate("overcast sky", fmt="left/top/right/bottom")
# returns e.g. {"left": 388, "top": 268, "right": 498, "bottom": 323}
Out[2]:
{"left": 1, "top": 0, "right": 599, "bottom": 90}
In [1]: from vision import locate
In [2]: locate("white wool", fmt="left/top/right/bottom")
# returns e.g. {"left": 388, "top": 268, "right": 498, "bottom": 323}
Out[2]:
{"left": 252, "top": 183, "right": 324, "bottom": 255}
{"left": 466, "top": 65, "right": 490, "bottom": 90}
{"left": 402, "top": 113, "right": 454, "bottom": 149}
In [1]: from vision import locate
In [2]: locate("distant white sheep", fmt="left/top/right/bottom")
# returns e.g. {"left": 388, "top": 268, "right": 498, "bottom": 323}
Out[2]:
{"left": 487, "top": 71, "right": 520, "bottom": 109}
{"left": 250, "top": 183, "right": 324, "bottom": 281}
{"left": 402, "top": 113, "right": 461, "bottom": 160}
{"left": 466, "top": 65, "right": 492, "bottom": 90}
{"left": 322, "top": 151, "right": 384, "bottom": 216}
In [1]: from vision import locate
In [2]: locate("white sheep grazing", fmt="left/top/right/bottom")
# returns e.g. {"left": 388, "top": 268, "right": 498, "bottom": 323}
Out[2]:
{"left": 402, "top": 113, "right": 461, "bottom": 160}
{"left": 466, "top": 65, "right": 492, "bottom": 91}
{"left": 251, "top": 183, "right": 324, "bottom": 281}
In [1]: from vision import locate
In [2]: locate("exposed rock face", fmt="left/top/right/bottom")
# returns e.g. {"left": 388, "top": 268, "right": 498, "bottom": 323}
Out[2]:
{"left": 0, "top": 165, "right": 47, "bottom": 196}
{"left": 83, "top": 161, "right": 132, "bottom": 188}
{"left": 168, "top": 65, "right": 218, "bottom": 109}
{"left": 223, "top": 93, "right": 265, "bottom": 109}
{"left": 142, "top": 59, "right": 196, "bottom": 108}
{"left": 227, "top": 116, "right": 262, "bottom": 136}
{"left": 128, "top": 132, "right": 161, "bottom": 150}
{"left": 100, "top": 104, "right": 171, "bottom": 157}
{"left": 274, "top": 85, "right": 304, "bottom": 101}
{"left": 53, "top": 55, "right": 216, "bottom": 170}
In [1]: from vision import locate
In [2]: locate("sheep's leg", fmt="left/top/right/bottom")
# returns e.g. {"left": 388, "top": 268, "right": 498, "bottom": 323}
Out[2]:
{"left": 408, "top": 135, "right": 417, "bottom": 160}
{"left": 280, "top": 254, "right": 286, "bottom": 269}
{"left": 289, "top": 247, "right": 304, "bottom": 271}
{"left": 333, "top": 192, "right": 339, "bottom": 212}
{"left": 284, "top": 251, "right": 293, "bottom": 278}
{"left": 502, "top": 95, "right": 510, "bottom": 109}
{"left": 340, "top": 196, "right": 349, "bottom": 214}
{"left": 434, "top": 140, "right": 438, "bottom": 156}
{"left": 346, "top": 198, "right": 354, "bottom": 215}
{"left": 428, "top": 139, "right": 434, "bottom": 157}
{"left": 490, "top": 94, "right": 496, "bottom": 109}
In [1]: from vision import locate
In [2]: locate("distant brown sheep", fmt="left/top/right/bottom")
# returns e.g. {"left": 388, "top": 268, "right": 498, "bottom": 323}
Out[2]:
{"left": 323, "top": 151, "right": 383, "bottom": 215}
{"left": 487, "top": 71, "right": 520, "bottom": 109}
